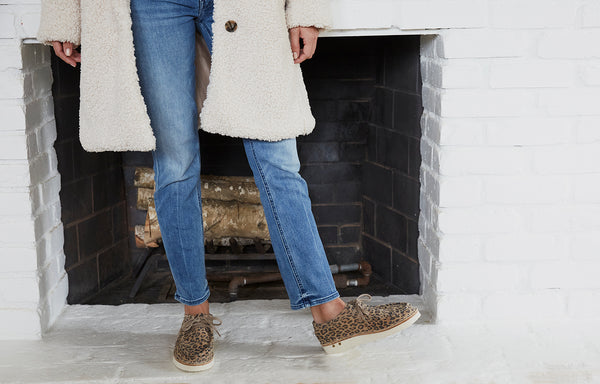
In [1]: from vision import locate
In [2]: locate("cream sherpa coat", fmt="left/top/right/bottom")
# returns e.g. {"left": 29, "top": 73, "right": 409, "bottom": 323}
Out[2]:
{"left": 36, "top": 0, "right": 333, "bottom": 152}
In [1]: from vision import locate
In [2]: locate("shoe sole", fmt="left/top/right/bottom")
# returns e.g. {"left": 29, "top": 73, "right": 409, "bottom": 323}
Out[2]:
{"left": 322, "top": 309, "right": 421, "bottom": 354}
{"left": 172, "top": 355, "right": 214, "bottom": 372}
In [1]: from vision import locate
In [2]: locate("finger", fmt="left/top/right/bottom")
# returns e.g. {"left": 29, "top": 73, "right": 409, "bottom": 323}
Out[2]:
{"left": 71, "top": 50, "right": 82, "bottom": 63}
{"left": 63, "top": 42, "right": 74, "bottom": 57}
{"left": 52, "top": 41, "right": 77, "bottom": 67}
{"left": 288, "top": 27, "right": 301, "bottom": 61}
{"left": 294, "top": 29, "right": 318, "bottom": 64}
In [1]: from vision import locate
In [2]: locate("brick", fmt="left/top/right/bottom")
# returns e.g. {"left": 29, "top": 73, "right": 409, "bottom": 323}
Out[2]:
{"left": 435, "top": 294, "right": 483, "bottom": 323}
{"left": 483, "top": 292, "right": 567, "bottom": 320}
{"left": 526, "top": 205, "right": 572, "bottom": 233}
{"left": 0, "top": 273, "right": 40, "bottom": 303}
{"left": 312, "top": 204, "right": 361, "bottom": 226}
{"left": 438, "top": 118, "right": 485, "bottom": 146}
{"left": 362, "top": 162, "right": 393, "bottom": 205}
{"left": 580, "top": 62, "right": 600, "bottom": 86}
{"left": 0, "top": 191, "right": 31, "bottom": 216}
{"left": 490, "top": 0, "right": 577, "bottom": 28}
{"left": 567, "top": 291, "right": 600, "bottom": 319}
{"left": 0, "top": 309, "right": 41, "bottom": 340}
{"left": 0, "top": 11, "right": 16, "bottom": 38}
{"left": 0, "top": 161, "right": 30, "bottom": 187}
{"left": 442, "top": 61, "right": 486, "bottom": 89}
{"left": 438, "top": 207, "right": 525, "bottom": 234}
{"left": 375, "top": 205, "right": 408, "bottom": 252}
{"left": 362, "top": 234, "right": 392, "bottom": 283}
{"left": 398, "top": 0, "right": 487, "bottom": 30}
{"left": 490, "top": 60, "right": 574, "bottom": 88}
{"left": 485, "top": 117, "right": 574, "bottom": 146}
{"left": 438, "top": 234, "right": 483, "bottom": 262}
{"left": 484, "top": 234, "right": 567, "bottom": 261}
{"left": 439, "top": 30, "right": 529, "bottom": 59}
{"left": 574, "top": 174, "right": 600, "bottom": 203}
{"left": 392, "top": 250, "right": 420, "bottom": 294}
{"left": 571, "top": 231, "right": 600, "bottom": 261}
{"left": 0, "top": 131, "right": 27, "bottom": 160}
{"left": 540, "top": 89, "right": 600, "bottom": 116}
{"left": 0, "top": 216, "right": 35, "bottom": 244}
{"left": 577, "top": 117, "right": 600, "bottom": 143}
{"left": 531, "top": 262, "right": 600, "bottom": 289}
{"left": 0, "top": 39, "right": 22, "bottom": 69}
{"left": 441, "top": 89, "right": 537, "bottom": 118}
{"left": 0, "top": 245, "right": 37, "bottom": 272}
{"left": 532, "top": 144, "right": 600, "bottom": 174}
{"left": 572, "top": 205, "right": 600, "bottom": 231}
{"left": 436, "top": 262, "right": 526, "bottom": 292}
{"left": 581, "top": 3, "right": 600, "bottom": 28}
{"left": 439, "top": 147, "right": 530, "bottom": 176}
{"left": 484, "top": 175, "right": 570, "bottom": 204}
{"left": 538, "top": 30, "right": 600, "bottom": 58}
{"left": 0, "top": 102, "right": 26, "bottom": 131}
{"left": 0, "top": 69, "right": 24, "bottom": 99}
{"left": 438, "top": 176, "right": 483, "bottom": 207}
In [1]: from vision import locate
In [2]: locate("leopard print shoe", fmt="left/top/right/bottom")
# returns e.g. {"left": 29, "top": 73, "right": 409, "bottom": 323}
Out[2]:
{"left": 312, "top": 294, "right": 420, "bottom": 354}
{"left": 172, "top": 313, "right": 222, "bottom": 372}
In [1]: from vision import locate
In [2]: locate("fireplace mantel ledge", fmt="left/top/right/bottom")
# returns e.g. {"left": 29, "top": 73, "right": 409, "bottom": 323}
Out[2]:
{"left": 20, "top": 0, "right": 486, "bottom": 44}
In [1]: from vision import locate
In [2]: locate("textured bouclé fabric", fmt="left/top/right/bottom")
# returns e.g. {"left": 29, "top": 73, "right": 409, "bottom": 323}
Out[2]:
{"left": 36, "top": 0, "right": 333, "bottom": 152}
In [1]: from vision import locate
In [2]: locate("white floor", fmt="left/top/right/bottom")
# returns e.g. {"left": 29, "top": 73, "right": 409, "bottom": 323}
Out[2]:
{"left": 1, "top": 296, "right": 599, "bottom": 384}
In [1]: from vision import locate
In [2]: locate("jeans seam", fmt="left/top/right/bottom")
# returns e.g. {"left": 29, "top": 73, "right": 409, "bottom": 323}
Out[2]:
{"left": 248, "top": 141, "right": 307, "bottom": 305}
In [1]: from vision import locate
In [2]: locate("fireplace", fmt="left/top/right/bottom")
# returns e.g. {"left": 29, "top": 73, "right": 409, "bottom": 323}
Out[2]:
{"left": 48, "top": 34, "right": 423, "bottom": 304}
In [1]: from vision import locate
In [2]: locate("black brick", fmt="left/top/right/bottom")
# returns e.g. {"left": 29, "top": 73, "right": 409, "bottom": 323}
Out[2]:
{"left": 375, "top": 205, "right": 408, "bottom": 253}
{"left": 63, "top": 224, "right": 78, "bottom": 269}
{"left": 393, "top": 172, "right": 420, "bottom": 220}
{"left": 370, "top": 87, "right": 394, "bottom": 129}
{"left": 362, "top": 197, "right": 375, "bottom": 236}
{"left": 98, "top": 240, "right": 130, "bottom": 289}
{"left": 66, "top": 257, "right": 98, "bottom": 304}
{"left": 393, "top": 91, "right": 423, "bottom": 138}
{"left": 376, "top": 127, "right": 409, "bottom": 173}
{"left": 362, "top": 162, "right": 393, "bottom": 206}
{"left": 298, "top": 142, "right": 340, "bottom": 163}
{"left": 60, "top": 178, "right": 93, "bottom": 224}
{"left": 317, "top": 225, "right": 338, "bottom": 246}
{"left": 325, "top": 245, "right": 361, "bottom": 265}
{"left": 312, "top": 204, "right": 361, "bottom": 226}
{"left": 392, "top": 250, "right": 420, "bottom": 294}
{"left": 93, "top": 167, "right": 125, "bottom": 212}
{"left": 362, "top": 235, "right": 392, "bottom": 283}
{"left": 301, "top": 163, "right": 361, "bottom": 184}
{"left": 78, "top": 210, "right": 113, "bottom": 258}
{"left": 340, "top": 225, "right": 361, "bottom": 243}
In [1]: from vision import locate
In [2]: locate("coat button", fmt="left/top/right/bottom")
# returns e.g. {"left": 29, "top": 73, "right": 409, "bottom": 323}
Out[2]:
{"left": 225, "top": 20, "right": 237, "bottom": 32}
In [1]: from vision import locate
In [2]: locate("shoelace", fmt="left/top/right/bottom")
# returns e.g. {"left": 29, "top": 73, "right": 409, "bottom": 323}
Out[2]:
{"left": 181, "top": 313, "right": 223, "bottom": 337}
{"left": 351, "top": 293, "right": 373, "bottom": 322}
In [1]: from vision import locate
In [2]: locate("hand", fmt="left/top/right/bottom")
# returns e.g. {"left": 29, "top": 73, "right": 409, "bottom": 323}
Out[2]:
{"left": 51, "top": 41, "right": 81, "bottom": 68}
{"left": 288, "top": 26, "right": 319, "bottom": 64}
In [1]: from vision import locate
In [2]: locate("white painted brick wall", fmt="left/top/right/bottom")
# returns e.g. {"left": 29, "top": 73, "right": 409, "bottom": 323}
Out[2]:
{"left": 420, "top": 0, "right": 600, "bottom": 324}
{"left": 0, "top": 1, "right": 67, "bottom": 340}
{"left": 2, "top": 0, "right": 600, "bottom": 338}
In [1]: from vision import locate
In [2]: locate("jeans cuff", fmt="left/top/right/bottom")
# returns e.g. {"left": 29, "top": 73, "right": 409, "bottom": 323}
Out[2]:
{"left": 174, "top": 290, "right": 210, "bottom": 306}
{"left": 289, "top": 291, "right": 340, "bottom": 310}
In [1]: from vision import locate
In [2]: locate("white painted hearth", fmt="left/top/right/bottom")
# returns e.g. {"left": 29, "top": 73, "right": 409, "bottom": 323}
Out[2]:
{"left": 1, "top": 0, "right": 600, "bottom": 340}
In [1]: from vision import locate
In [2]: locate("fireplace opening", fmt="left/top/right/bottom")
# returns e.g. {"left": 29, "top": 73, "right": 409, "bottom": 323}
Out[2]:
{"left": 51, "top": 34, "right": 423, "bottom": 304}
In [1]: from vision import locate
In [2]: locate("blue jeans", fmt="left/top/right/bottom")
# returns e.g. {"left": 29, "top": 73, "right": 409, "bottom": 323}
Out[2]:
{"left": 130, "top": 0, "right": 339, "bottom": 309}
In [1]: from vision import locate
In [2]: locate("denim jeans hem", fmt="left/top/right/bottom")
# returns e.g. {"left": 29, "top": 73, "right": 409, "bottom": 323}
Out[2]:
{"left": 174, "top": 290, "right": 210, "bottom": 306}
{"left": 289, "top": 290, "right": 341, "bottom": 310}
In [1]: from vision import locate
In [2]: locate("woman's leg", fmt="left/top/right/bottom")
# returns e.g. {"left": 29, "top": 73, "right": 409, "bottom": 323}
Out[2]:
{"left": 131, "top": 0, "right": 210, "bottom": 308}
{"left": 243, "top": 138, "right": 342, "bottom": 311}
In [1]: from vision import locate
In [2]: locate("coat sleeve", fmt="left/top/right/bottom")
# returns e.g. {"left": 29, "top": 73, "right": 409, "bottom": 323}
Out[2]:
{"left": 36, "top": 0, "right": 82, "bottom": 46}
{"left": 284, "top": 0, "right": 333, "bottom": 31}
